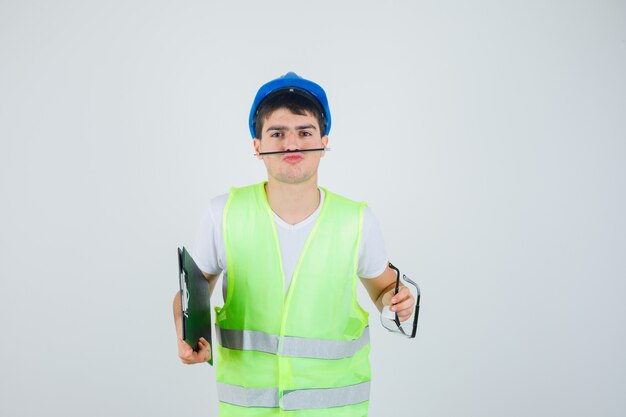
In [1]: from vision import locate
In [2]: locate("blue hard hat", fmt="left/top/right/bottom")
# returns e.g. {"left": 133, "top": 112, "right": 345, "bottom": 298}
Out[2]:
{"left": 248, "top": 72, "right": 331, "bottom": 138}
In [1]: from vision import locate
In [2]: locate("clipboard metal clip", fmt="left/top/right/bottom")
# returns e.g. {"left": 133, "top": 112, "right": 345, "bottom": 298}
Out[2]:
{"left": 180, "top": 269, "right": 190, "bottom": 318}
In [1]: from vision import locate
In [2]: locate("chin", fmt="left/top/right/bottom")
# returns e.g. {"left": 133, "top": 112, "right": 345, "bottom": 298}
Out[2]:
{"left": 272, "top": 171, "right": 315, "bottom": 185}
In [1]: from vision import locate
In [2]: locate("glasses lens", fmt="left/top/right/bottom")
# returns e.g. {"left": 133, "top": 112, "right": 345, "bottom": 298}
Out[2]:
{"left": 380, "top": 312, "right": 415, "bottom": 337}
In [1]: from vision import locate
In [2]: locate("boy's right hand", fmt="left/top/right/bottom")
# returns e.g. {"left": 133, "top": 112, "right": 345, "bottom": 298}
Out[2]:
{"left": 178, "top": 337, "right": 212, "bottom": 364}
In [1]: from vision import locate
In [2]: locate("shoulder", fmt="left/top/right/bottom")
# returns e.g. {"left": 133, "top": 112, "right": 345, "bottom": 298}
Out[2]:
{"left": 194, "top": 193, "right": 229, "bottom": 230}
{"left": 229, "top": 182, "right": 265, "bottom": 198}
{"left": 362, "top": 205, "right": 377, "bottom": 224}
{"left": 224, "top": 182, "right": 268, "bottom": 211}
{"left": 361, "top": 205, "right": 382, "bottom": 237}
{"left": 321, "top": 187, "right": 368, "bottom": 210}
{"left": 357, "top": 205, "right": 388, "bottom": 278}
{"left": 208, "top": 193, "right": 229, "bottom": 220}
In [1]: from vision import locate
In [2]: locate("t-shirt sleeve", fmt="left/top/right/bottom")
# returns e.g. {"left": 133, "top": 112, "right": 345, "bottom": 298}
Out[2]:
{"left": 190, "top": 194, "right": 228, "bottom": 275}
{"left": 357, "top": 206, "right": 389, "bottom": 279}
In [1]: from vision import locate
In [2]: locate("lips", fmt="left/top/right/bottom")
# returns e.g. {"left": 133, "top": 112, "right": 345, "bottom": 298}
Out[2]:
{"left": 282, "top": 153, "right": 304, "bottom": 163}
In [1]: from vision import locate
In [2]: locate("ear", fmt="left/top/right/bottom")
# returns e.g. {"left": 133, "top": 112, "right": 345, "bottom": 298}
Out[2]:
{"left": 253, "top": 139, "right": 262, "bottom": 160}
{"left": 321, "top": 136, "right": 329, "bottom": 157}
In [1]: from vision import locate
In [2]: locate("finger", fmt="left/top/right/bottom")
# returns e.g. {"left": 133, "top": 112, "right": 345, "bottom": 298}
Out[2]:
{"left": 198, "top": 338, "right": 212, "bottom": 352}
{"left": 178, "top": 339, "right": 192, "bottom": 355}
{"left": 179, "top": 338, "right": 193, "bottom": 349}
{"left": 392, "top": 299, "right": 415, "bottom": 322}
{"left": 392, "top": 307, "right": 414, "bottom": 322}
{"left": 180, "top": 349, "right": 203, "bottom": 365}
{"left": 178, "top": 340, "right": 195, "bottom": 362}
{"left": 391, "top": 287, "right": 411, "bottom": 304}
{"left": 397, "top": 312, "right": 413, "bottom": 322}
{"left": 198, "top": 338, "right": 212, "bottom": 361}
{"left": 180, "top": 354, "right": 195, "bottom": 364}
{"left": 177, "top": 338, "right": 206, "bottom": 365}
{"left": 179, "top": 351, "right": 195, "bottom": 363}
{"left": 391, "top": 291, "right": 414, "bottom": 311}
{"left": 180, "top": 339, "right": 208, "bottom": 363}
{"left": 179, "top": 337, "right": 194, "bottom": 349}
{"left": 391, "top": 296, "right": 414, "bottom": 312}
{"left": 392, "top": 308, "right": 413, "bottom": 323}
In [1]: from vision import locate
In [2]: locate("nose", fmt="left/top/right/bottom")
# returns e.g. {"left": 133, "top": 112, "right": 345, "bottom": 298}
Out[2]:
{"left": 284, "top": 130, "right": 300, "bottom": 150}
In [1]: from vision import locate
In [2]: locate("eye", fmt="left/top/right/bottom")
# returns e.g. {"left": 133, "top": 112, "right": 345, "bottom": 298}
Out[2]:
{"left": 299, "top": 131, "right": 312, "bottom": 137}
{"left": 270, "top": 132, "right": 284, "bottom": 138}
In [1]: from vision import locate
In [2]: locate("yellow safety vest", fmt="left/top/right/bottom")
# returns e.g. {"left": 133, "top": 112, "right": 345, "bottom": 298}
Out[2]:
{"left": 215, "top": 182, "right": 371, "bottom": 416}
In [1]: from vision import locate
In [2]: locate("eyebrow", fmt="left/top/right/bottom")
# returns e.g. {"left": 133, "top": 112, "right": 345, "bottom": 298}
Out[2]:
{"left": 265, "top": 124, "right": 318, "bottom": 133}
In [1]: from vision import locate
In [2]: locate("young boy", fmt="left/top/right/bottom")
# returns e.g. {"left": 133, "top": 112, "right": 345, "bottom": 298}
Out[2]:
{"left": 173, "top": 72, "right": 415, "bottom": 416}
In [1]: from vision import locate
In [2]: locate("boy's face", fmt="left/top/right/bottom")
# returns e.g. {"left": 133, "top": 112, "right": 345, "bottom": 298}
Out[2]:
{"left": 253, "top": 107, "right": 328, "bottom": 185}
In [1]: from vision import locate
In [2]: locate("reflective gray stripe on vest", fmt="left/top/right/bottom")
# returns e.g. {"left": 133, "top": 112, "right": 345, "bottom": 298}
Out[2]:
{"left": 216, "top": 326, "right": 278, "bottom": 355}
{"left": 216, "top": 325, "right": 370, "bottom": 360}
{"left": 217, "top": 383, "right": 278, "bottom": 408}
{"left": 283, "top": 381, "right": 370, "bottom": 410}
{"left": 217, "top": 382, "right": 370, "bottom": 410}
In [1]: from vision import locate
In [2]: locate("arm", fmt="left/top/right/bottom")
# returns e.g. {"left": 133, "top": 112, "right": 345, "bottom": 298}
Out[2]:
{"left": 173, "top": 271, "right": 220, "bottom": 364}
{"left": 359, "top": 264, "right": 415, "bottom": 322}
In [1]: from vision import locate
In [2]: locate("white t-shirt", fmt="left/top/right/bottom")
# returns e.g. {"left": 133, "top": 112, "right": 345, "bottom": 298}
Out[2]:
{"left": 192, "top": 189, "right": 388, "bottom": 297}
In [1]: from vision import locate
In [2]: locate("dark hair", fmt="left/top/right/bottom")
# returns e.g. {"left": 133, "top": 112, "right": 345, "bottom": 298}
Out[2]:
{"left": 254, "top": 91, "right": 326, "bottom": 138}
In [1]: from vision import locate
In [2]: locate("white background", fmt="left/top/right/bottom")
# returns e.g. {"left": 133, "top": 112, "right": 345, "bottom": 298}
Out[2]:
{"left": 1, "top": 1, "right": 625, "bottom": 416}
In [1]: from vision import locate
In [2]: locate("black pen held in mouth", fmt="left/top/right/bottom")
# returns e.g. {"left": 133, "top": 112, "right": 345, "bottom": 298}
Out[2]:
{"left": 255, "top": 148, "right": 331, "bottom": 156}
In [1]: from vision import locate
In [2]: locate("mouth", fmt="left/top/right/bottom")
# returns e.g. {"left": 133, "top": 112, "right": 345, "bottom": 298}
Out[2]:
{"left": 282, "top": 153, "right": 304, "bottom": 163}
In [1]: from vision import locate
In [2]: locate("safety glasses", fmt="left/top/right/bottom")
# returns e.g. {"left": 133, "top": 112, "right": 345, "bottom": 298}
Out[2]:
{"left": 380, "top": 263, "right": 420, "bottom": 339}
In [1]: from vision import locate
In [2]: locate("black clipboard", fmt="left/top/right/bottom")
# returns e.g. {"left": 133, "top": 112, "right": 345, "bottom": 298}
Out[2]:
{"left": 177, "top": 247, "right": 213, "bottom": 365}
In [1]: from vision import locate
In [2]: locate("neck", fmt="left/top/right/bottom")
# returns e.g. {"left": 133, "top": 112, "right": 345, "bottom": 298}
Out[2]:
{"left": 265, "top": 176, "right": 321, "bottom": 225}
